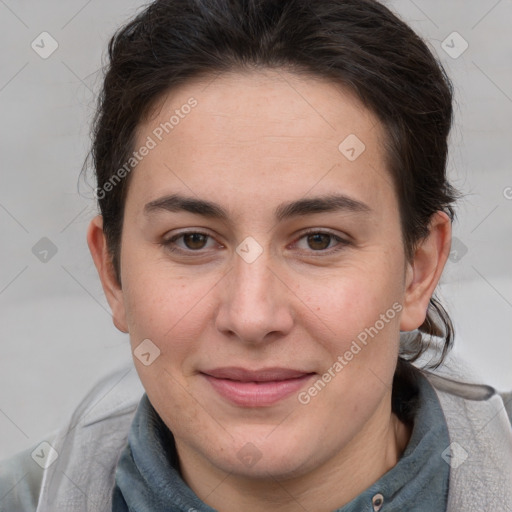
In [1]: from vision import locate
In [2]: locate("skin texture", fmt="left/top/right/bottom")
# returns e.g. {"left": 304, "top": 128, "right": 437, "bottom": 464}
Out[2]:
{"left": 88, "top": 69, "right": 451, "bottom": 511}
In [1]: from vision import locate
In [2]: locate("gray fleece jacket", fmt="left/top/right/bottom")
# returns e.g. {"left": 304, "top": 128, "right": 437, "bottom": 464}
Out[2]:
{"left": 1, "top": 355, "right": 511, "bottom": 512}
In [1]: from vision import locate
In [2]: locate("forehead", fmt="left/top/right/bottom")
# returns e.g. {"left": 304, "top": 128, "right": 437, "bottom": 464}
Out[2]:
{"left": 129, "top": 69, "right": 396, "bottom": 216}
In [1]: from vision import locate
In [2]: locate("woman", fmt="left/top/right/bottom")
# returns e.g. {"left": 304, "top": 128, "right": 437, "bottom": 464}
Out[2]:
{"left": 1, "top": 0, "right": 511, "bottom": 510}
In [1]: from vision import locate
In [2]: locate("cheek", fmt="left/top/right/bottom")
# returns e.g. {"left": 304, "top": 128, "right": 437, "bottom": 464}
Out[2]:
{"left": 298, "top": 257, "right": 405, "bottom": 409}
{"left": 121, "top": 268, "right": 218, "bottom": 430}
{"left": 120, "top": 256, "right": 218, "bottom": 364}
{"left": 298, "top": 277, "right": 403, "bottom": 433}
{"left": 303, "top": 260, "right": 404, "bottom": 347}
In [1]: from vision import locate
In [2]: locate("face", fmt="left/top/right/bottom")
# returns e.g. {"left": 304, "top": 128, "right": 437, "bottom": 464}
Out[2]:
{"left": 90, "top": 70, "right": 445, "bottom": 483}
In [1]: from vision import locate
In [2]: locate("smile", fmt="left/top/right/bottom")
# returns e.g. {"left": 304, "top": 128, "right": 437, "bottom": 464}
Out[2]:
{"left": 200, "top": 367, "right": 316, "bottom": 407}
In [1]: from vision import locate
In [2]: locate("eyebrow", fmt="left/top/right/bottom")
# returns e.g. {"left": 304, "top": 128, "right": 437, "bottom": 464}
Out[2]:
{"left": 143, "top": 193, "right": 371, "bottom": 221}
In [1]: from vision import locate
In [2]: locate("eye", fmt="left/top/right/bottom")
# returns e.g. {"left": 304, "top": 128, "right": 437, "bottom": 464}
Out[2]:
{"left": 294, "top": 230, "right": 350, "bottom": 253}
{"left": 162, "top": 229, "right": 350, "bottom": 256}
{"left": 162, "top": 231, "right": 217, "bottom": 253}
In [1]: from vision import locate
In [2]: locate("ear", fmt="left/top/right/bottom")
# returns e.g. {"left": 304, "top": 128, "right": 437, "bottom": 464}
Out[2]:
{"left": 87, "top": 215, "right": 128, "bottom": 333}
{"left": 400, "top": 211, "right": 452, "bottom": 332}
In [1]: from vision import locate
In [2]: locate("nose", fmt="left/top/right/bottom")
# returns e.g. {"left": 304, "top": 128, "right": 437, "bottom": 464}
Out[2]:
{"left": 215, "top": 251, "right": 294, "bottom": 345}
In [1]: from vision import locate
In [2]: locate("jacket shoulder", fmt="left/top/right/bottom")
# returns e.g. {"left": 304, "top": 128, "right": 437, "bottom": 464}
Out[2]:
{"left": 422, "top": 364, "right": 512, "bottom": 427}
{"left": 0, "top": 363, "right": 143, "bottom": 512}
{"left": 36, "top": 363, "right": 143, "bottom": 511}
{"left": 0, "top": 436, "right": 56, "bottom": 512}
{"left": 420, "top": 360, "right": 512, "bottom": 510}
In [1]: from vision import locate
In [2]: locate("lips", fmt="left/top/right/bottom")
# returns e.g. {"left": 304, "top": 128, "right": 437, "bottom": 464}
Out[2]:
{"left": 203, "top": 367, "right": 312, "bottom": 382}
{"left": 200, "top": 367, "right": 315, "bottom": 407}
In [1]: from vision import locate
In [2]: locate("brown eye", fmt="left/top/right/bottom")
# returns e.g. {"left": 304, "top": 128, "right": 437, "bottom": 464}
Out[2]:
{"left": 307, "top": 233, "right": 332, "bottom": 250}
{"left": 293, "top": 230, "right": 350, "bottom": 255}
{"left": 162, "top": 231, "right": 219, "bottom": 255}
{"left": 183, "top": 233, "right": 209, "bottom": 250}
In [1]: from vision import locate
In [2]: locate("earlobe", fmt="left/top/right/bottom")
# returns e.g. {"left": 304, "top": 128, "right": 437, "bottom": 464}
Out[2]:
{"left": 399, "top": 211, "right": 452, "bottom": 332}
{"left": 86, "top": 215, "right": 129, "bottom": 333}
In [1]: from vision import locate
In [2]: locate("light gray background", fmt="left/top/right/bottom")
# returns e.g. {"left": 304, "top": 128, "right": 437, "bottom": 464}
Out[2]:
{"left": 0, "top": 0, "right": 511, "bottom": 459}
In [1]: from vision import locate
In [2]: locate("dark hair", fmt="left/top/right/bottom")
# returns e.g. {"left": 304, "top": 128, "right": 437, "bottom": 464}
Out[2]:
{"left": 89, "top": 0, "right": 458, "bottom": 369}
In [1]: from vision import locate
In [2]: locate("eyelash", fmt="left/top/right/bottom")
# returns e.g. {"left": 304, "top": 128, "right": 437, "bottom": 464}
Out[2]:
{"left": 161, "top": 229, "right": 351, "bottom": 256}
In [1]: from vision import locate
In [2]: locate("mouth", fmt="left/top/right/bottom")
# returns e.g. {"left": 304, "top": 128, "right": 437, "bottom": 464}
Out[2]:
{"left": 200, "top": 367, "right": 316, "bottom": 407}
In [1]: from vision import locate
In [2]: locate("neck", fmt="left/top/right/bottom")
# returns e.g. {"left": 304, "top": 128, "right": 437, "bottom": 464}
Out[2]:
{"left": 176, "top": 405, "right": 412, "bottom": 512}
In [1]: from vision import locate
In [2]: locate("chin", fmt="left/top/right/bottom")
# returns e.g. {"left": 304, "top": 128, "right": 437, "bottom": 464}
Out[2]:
{"left": 221, "top": 453, "right": 313, "bottom": 481}
{"left": 207, "top": 430, "right": 321, "bottom": 481}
